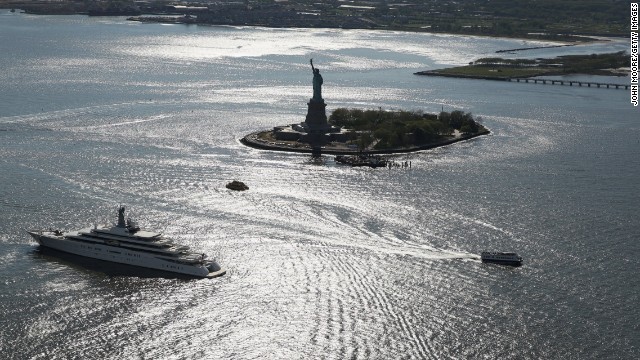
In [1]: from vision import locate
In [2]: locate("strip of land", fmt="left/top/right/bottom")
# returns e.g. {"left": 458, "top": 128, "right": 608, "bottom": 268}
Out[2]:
{"left": 415, "top": 51, "right": 630, "bottom": 80}
{"left": 495, "top": 44, "right": 576, "bottom": 54}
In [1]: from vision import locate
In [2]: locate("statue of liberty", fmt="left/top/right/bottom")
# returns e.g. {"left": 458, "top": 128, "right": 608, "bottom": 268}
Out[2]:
{"left": 310, "top": 59, "right": 323, "bottom": 102}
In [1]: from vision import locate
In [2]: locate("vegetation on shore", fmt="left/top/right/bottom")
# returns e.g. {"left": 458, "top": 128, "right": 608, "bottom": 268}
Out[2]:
{"left": 419, "top": 51, "right": 629, "bottom": 80}
{"left": 329, "top": 108, "right": 487, "bottom": 151}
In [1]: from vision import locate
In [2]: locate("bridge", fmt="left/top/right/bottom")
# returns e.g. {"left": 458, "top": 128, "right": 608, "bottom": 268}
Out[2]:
{"left": 510, "top": 78, "right": 629, "bottom": 90}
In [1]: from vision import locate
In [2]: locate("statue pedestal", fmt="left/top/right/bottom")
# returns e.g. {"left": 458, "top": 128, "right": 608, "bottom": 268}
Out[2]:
{"left": 270, "top": 94, "right": 352, "bottom": 152}
{"left": 304, "top": 99, "right": 329, "bottom": 133}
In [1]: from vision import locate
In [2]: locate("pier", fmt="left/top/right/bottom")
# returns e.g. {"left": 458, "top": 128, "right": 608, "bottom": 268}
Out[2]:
{"left": 415, "top": 71, "right": 629, "bottom": 90}
{"left": 510, "top": 78, "right": 628, "bottom": 90}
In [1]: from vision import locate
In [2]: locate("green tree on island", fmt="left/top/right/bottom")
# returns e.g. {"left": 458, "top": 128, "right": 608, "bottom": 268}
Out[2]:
{"left": 329, "top": 108, "right": 486, "bottom": 150}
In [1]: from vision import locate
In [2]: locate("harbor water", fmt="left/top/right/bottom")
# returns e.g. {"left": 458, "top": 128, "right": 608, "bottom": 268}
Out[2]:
{"left": 0, "top": 11, "right": 638, "bottom": 359}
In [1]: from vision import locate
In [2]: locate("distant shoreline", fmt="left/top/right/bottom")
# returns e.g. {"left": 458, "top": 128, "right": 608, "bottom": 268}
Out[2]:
{"left": 124, "top": 15, "right": 600, "bottom": 43}
{"left": 415, "top": 51, "right": 630, "bottom": 82}
{"left": 1, "top": 5, "right": 619, "bottom": 43}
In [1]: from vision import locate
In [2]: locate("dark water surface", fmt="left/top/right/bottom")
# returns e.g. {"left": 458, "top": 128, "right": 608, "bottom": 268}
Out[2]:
{"left": 1, "top": 11, "right": 638, "bottom": 359}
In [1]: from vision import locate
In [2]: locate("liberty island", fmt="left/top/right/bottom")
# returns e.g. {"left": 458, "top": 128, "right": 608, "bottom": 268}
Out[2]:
{"left": 240, "top": 60, "right": 489, "bottom": 155}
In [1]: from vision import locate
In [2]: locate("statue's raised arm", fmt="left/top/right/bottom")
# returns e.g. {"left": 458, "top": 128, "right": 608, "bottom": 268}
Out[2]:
{"left": 310, "top": 58, "right": 315, "bottom": 72}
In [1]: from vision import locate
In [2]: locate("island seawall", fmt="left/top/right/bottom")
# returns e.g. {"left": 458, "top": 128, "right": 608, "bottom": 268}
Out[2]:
{"left": 240, "top": 129, "right": 490, "bottom": 155}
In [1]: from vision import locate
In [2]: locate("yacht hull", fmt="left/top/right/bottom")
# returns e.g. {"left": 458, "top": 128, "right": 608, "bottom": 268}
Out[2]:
{"left": 28, "top": 231, "right": 225, "bottom": 278}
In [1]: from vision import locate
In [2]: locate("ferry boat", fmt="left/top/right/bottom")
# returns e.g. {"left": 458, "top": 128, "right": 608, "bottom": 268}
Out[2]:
{"left": 27, "top": 206, "right": 225, "bottom": 278}
{"left": 481, "top": 251, "right": 523, "bottom": 267}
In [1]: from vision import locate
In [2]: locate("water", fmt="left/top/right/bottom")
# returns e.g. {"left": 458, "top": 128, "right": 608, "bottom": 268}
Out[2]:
{"left": 1, "top": 11, "right": 638, "bottom": 359}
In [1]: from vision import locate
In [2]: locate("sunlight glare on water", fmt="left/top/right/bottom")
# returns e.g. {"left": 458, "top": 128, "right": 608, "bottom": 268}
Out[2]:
{"left": 0, "top": 12, "right": 638, "bottom": 360}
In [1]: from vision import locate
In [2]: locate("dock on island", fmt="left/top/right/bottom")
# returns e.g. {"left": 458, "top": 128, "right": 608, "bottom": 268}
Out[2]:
{"left": 334, "top": 154, "right": 388, "bottom": 168}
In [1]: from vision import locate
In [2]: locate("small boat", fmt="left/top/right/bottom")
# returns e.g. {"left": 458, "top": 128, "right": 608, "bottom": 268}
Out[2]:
{"left": 226, "top": 180, "right": 249, "bottom": 191}
{"left": 481, "top": 251, "right": 523, "bottom": 267}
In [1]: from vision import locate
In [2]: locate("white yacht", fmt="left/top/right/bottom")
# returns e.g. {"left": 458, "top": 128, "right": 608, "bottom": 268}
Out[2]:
{"left": 28, "top": 206, "right": 225, "bottom": 278}
{"left": 481, "top": 251, "right": 523, "bottom": 267}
